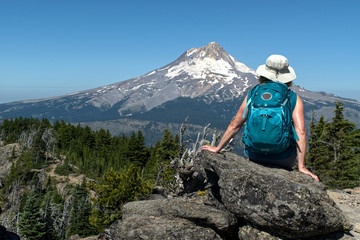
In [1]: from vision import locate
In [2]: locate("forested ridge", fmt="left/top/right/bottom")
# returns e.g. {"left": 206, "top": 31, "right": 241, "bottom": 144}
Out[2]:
{"left": 0, "top": 101, "right": 359, "bottom": 239}
{"left": 0, "top": 117, "right": 180, "bottom": 239}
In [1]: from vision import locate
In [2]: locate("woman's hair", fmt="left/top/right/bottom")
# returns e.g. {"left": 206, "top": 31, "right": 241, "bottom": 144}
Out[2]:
{"left": 258, "top": 76, "right": 293, "bottom": 87}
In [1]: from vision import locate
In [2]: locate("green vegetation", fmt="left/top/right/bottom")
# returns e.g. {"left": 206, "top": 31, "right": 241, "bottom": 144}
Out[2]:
{"left": 89, "top": 165, "right": 152, "bottom": 232}
{"left": 54, "top": 161, "right": 75, "bottom": 176}
{"left": 144, "top": 129, "right": 179, "bottom": 192}
{"left": 306, "top": 101, "right": 360, "bottom": 189}
{"left": 0, "top": 117, "right": 181, "bottom": 239}
{"left": 66, "top": 179, "right": 97, "bottom": 239}
{"left": 19, "top": 189, "right": 47, "bottom": 240}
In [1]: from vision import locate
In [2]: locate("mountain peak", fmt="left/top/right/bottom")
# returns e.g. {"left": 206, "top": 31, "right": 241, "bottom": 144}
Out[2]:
{"left": 166, "top": 42, "right": 254, "bottom": 82}
{"left": 184, "top": 42, "right": 228, "bottom": 61}
{"left": 202, "top": 41, "right": 223, "bottom": 52}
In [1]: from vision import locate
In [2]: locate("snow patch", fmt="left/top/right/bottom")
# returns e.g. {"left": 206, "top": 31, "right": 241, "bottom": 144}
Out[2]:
{"left": 229, "top": 56, "right": 255, "bottom": 73}
{"left": 144, "top": 70, "right": 156, "bottom": 77}
{"left": 186, "top": 48, "right": 198, "bottom": 57}
{"left": 165, "top": 57, "right": 240, "bottom": 84}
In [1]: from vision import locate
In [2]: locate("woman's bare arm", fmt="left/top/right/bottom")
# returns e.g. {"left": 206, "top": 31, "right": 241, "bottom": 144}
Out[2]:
{"left": 292, "top": 95, "right": 319, "bottom": 181}
{"left": 201, "top": 96, "right": 248, "bottom": 153}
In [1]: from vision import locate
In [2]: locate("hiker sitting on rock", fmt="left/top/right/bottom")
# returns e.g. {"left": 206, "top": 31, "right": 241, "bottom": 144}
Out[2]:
{"left": 202, "top": 55, "right": 319, "bottom": 181}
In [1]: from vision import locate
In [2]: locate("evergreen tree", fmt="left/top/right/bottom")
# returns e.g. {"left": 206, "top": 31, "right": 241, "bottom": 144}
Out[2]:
{"left": 19, "top": 190, "right": 46, "bottom": 240}
{"left": 306, "top": 101, "right": 360, "bottom": 188}
{"left": 89, "top": 165, "right": 152, "bottom": 232}
{"left": 156, "top": 129, "right": 180, "bottom": 162}
{"left": 4, "top": 151, "right": 34, "bottom": 187}
{"left": 127, "top": 130, "right": 149, "bottom": 167}
{"left": 325, "top": 102, "right": 360, "bottom": 188}
{"left": 306, "top": 114, "right": 329, "bottom": 180}
{"left": 41, "top": 178, "right": 61, "bottom": 240}
{"left": 66, "top": 179, "right": 96, "bottom": 239}
{"left": 31, "top": 126, "right": 47, "bottom": 167}
{"left": 42, "top": 196, "right": 60, "bottom": 240}
{"left": 144, "top": 129, "right": 179, "bottom": 190}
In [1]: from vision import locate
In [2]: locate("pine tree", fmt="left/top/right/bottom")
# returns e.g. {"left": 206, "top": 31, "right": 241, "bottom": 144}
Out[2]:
{"left": 156, "top": 129, "right": 180, "bottom": 162}
{"left": 31, "top": 126, "right": 47, "bottom": 167}
{"left": 306, "top": 114, "right": 329, "bottom": 180}
{"left": 306, "top": 101, "right": 360, "bottom": 188}
{"left": 325, "top": 102, "right": 360, "bottom": 188}
{"left": 66, "top": 179, "right": 97, "bottom": 239}
{"left": 19, "top": 190, "right": 47, "bottom": 240}
{"left": 41, "top": 178, "right": 61, "bottom": 240}
{"left": 127, "top": 130, "right": 149, "bottom": 167}
{"left": 42, "top": 195, "right": 60, "bottom": 240}
{"left": 144, "top": 129, "right": 179, "bottom": 190}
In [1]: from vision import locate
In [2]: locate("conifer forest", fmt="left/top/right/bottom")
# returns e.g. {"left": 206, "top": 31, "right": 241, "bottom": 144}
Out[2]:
{"left": 0, "top": 101, "right": 359, "bottom": 239}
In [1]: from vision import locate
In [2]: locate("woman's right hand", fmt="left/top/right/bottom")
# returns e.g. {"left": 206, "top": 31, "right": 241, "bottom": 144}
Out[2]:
{"left": 201, "top": 145, "right": 219, "bottom": 153}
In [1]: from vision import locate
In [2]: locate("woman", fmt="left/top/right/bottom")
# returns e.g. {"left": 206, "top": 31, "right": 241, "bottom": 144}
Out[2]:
{"left": 201, "top": 55, "right": 319, "bottom": 181}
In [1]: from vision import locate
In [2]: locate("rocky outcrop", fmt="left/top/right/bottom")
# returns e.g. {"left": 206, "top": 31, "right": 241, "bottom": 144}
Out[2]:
{"left": 101, "top": 198, "right": 237, "bottom": 240}
{"left": 103, "top": 151, "right": 354, "bottom": 239}
{"left": 195, "top": 151, "right": 352, "bottom": 238}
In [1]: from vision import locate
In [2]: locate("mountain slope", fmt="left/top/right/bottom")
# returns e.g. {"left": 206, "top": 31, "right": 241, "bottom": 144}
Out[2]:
{"left": 0, "top": 42, "right": 359, "bottom": 128}
{"left": 0, "top": 42, "right": 256, "bottom": 121}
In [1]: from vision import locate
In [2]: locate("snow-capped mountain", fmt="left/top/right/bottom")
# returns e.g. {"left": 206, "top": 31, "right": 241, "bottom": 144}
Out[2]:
{"left": 67, "top": 41, "right": 258, "bottom": 117}
{"left": 0, "top": 42, "right": 359, "bottom": 129}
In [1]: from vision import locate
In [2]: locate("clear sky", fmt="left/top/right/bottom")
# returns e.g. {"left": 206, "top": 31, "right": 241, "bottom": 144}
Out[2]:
{"left": 0, "top": 0, "right": 359, "bottom": 103}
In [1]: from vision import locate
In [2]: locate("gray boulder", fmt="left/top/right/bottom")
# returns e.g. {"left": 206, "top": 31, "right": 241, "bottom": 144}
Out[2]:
{"left": 102, "top": 198, "right": 237, "bottom": 240}
{"left": 194, "top": 151, "right": 352, "bottom": 239}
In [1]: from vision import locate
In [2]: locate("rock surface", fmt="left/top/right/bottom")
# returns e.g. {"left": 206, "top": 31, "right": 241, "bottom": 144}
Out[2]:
{"left": 102, "top": 151, "right": 356, "bottom": 240}
{"left": 194, "top": 151, "right": 352, "bottom": 238}
{"left": 327, "top": 188, "right": 360, "bottom": 239}
{"left": 101, "top": 198, "right": 237, "bottom": 240}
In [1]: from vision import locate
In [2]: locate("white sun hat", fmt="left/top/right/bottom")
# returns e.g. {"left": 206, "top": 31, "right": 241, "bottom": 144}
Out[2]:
{"left": 256, "top": 55, "right": 296, "bottom": 83}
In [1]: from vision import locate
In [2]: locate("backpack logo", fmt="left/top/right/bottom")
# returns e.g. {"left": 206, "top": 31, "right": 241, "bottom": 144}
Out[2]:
{"left": 261, "top": 92, "right": 272, "bottom": 100}
{"left": 242, "top": 82, "right": 297, "bottom": 154}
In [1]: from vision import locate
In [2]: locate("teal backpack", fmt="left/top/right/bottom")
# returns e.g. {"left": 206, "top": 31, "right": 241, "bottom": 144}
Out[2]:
{"left": 242, "top": 81, "right": 299, "bottom": 154}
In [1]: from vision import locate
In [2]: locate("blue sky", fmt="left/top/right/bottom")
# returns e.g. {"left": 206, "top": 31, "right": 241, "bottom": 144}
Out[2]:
{"left": 0, "top": 0, "right": 359, "bottom": 103}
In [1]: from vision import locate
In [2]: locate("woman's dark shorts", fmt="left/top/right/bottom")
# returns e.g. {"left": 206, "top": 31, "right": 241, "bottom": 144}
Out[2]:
{"left": 245, "top": 147, "right": 297, "bottom": 170}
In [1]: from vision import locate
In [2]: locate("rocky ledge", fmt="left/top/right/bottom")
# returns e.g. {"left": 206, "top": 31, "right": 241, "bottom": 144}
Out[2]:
{"left": 101, "top": 151, "right": 356, "bottom": 240}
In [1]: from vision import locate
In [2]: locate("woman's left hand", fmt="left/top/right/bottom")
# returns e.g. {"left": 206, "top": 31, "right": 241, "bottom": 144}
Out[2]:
{"left": 298, "top": 167, "right": 319, "bottom": 182}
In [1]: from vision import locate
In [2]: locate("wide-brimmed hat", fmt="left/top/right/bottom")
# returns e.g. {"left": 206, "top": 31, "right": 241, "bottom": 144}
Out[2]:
{"left": 256, "top": 55, "right": 296, "bottom": 83}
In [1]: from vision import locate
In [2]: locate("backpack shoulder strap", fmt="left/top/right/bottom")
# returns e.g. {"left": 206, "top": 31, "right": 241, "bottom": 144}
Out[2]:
{"left": 288, "top": 91, "right": 300, "bottom": 141}
{"left": 242, "top": 84, "right": 261, "bottom": 118}
{"left": 292, "top": 125, "right": 299, "bottom": 141}
{"left": 243, "top": 97, "right": 252, "bottom": 118}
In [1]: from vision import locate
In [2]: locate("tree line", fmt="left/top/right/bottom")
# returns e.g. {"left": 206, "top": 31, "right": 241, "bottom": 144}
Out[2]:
{"left": 0, "top": 118, "right": 179, "bottom": 239}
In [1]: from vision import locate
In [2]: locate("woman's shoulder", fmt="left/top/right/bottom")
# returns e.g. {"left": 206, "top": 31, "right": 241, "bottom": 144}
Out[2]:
{"left": 289, "top": 89, "right": 297, "bottom": 101}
